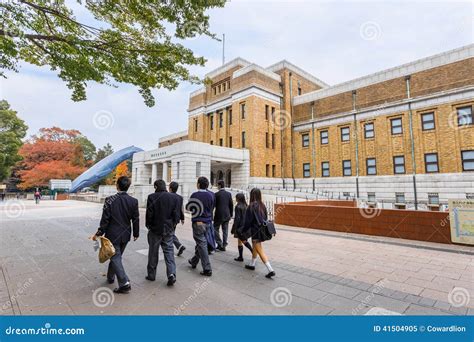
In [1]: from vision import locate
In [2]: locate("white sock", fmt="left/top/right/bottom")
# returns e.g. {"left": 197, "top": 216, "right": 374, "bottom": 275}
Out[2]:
{"left": 249, "top": 258, "right": 257, "bottom": 267}
{"left": 264, "top": 261, "right": 274, "bottom": 272}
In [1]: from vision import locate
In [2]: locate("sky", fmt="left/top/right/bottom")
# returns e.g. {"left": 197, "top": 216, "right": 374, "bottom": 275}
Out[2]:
{"left": 1, "top": 0, "right": 473, "bottom": 152}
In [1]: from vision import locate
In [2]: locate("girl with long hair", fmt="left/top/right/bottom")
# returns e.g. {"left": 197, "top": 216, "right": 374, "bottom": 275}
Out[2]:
{"left": 243, "top": 188, "right": 275, "bottom": 278}
{"left": 231, "top": 193, "right": 253, "bottom": 262}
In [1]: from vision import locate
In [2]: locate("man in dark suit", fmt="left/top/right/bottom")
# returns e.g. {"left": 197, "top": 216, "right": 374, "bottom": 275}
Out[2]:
{"left": 95, "top": 176, "right": 139, "bottom": 294}
{"left": 145, "top": 179, "right": 178, "bottom": 286}
{"left": 213, "top": 180, "right": 233, "bottom": 251}
{"left": 169, "top": 181, "right": 186, "bottom": 256}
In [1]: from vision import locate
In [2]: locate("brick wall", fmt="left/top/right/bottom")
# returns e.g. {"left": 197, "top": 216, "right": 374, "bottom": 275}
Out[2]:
{"left": 274, "top": 201, "right": 453, "bottom": 244}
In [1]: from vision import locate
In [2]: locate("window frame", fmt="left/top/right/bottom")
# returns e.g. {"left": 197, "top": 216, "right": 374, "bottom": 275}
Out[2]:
{"left": 321, "top": 162, "right": 330, "bottom": 177}
{"left": 366, "top": 158, "right": 377, "bottom": 175}
{"left": 421, "top": 112, "right": 435, "bottom": 131}
{"left": 424, "top": 153, "right": 439, "bottom": 173}
{"left": 240, "top": 103, "right": 246, "bottom": 120}
{"left": 461, "top": 150, "right": 474, "bottom": 171}
{"left": 320, "top": 130, "right": 329, "bottom": 145}
{"left": 393, "top": 155, "right": 406, "bottom": 174}
{"left": 302, "top": 133, "right": 310, "bottom": 147}
{"left": 342, "top": 160, "right": 352, "bottom": 176}
{"left": 241, "top": 131, "right": 246, "bottom": 148}
{"left": 391, "top": 118, "right": 403, "bottom": 135}
{"left": 457, "top": 106, "right": 473, "bottom": 127}
{"left": 364, "top": 122, "right": 375, "bottom": 139}
{"left": 303, "top": 163, "right": 311, "bottom": 178}
{"left": 341, "top": 126, "right": 350, "bottom": 142}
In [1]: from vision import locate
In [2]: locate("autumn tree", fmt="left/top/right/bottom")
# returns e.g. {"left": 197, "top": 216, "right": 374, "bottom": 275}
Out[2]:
{"left": 0, "top": 100, "right": 28, "bottom": 181}
{"left": 16, "top": 126, "right": 96, "bottom": 189}
{"left": 0, "top": 0, "right": 226, "bottom": 106}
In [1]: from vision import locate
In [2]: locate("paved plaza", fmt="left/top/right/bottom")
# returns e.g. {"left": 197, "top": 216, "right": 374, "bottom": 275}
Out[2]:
{"left": 0, "top": 200, "right": 473, "bottom": 316}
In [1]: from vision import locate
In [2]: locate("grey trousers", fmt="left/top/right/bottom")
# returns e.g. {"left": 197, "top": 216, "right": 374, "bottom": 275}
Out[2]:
{"left": 214, "top": 220, "right": 229, "bottom": 248}
{"left": 190, "top": 222, "right": 212, "bottom": 272}
{"left": 172, "top": 224, "right": 182, "bottom": 249}
{"left": 147, "top": 230, "right": 176, "bottom": 279}
{"left": 107, "top": 241, "right": 129, "bottom": 287}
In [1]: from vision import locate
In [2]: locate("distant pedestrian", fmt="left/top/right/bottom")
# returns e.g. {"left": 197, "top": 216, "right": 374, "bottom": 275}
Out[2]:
{"left": 243, "top": 188, "right": 275, "bottom": 278}
{"left": 145, "top": 179, "right": 178, "bottom": 286}
{"left": 186, "top": 176, "right": 214, "bottom": 277}
{"left": 169, "top": 181, "right": 186, "bottom": 256}
{"left": 231, "top": 193, "right": 253, "bottom": 262}
{"left": 94, "top": 176, "right": 140, "bottom": 294}
{"left": 213, "top": 180, "right": 233, "bottom": 251}
{"left": 34, "top": 189, "right": 41, "bottom": 204}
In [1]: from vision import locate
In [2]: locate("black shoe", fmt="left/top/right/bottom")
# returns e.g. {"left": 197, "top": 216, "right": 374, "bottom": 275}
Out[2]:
{"left": 217, "top": 246, "right": 226, "bottom": 252}
{"left": 200, "top": 270, "right": 212, "bottom": 277}
{"left": 167, "top": 274, "right": 176, "bottom": 286}
{"left": 188, "top": 259, "right": 197, "bottom": 269}
{"left": 234, "top": 256, "right": 244, "bottom": 262}
{"left": 107, "top": 278, "right": 115, "bottom": 284}
{"left": 177, "top": 245, "right": 186, "bottom": 256}
{"left": 265, "top": 271, "right": 276, "bottom": 279}
{"left": 245, "top": 265, "right": 255, "bottom": 271}
{"left": 145, "top": 276, "right": 155, "bottom": 281}
{"left": 113, "top": 284, "right": 131, "bottom": 293}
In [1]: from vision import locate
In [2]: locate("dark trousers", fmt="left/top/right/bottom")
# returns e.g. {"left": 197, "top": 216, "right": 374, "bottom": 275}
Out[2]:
{"left": 147, "top": 230, "right": 176, "bottom": 279}
{"left": 190, "top": 222, "right": 212, "bottom": 272}
{"left": 107, "top": 241, "right": 129, "bottom": 287}
{"left": 214, "top": 220, "right": 229, "bottom": 248}
{"left": 172, "top": 224, "right": 182, "bottom": 249}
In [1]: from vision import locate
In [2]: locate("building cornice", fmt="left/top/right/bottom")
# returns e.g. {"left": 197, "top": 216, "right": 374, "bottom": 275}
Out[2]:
{"left": 293, "top": 44, "right": 474, "bottom": 106}
{"left": 233, "top": 64, "right": 282, "bottom": 82}
{"left": 266, "top": 60, "right": 329, "bottom": 88}
{"left": 159, "top": 130, "right": 188, "bottom": 143}
{"left": 205, "top": 57, "right": 252, "bottom": 79}
{"left": 293, "top": 86, "right": 474, "bottom": 131}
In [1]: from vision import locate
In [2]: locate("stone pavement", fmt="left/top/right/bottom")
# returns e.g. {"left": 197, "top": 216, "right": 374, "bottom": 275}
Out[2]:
{"left": 0, "top": 200, "right": 473, "bottom": 315}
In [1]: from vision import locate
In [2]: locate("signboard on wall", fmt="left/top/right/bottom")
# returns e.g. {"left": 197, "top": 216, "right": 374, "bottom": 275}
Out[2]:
{"left": 449, "top": 199, "right": 474, "bottom": 245}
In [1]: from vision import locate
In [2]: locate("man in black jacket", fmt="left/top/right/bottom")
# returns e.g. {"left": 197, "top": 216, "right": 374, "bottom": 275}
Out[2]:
{"left": 169, "top": 181, "right": 186, "bottom": 256}
{"left": 213, "top": 180, "right": 233, "bottom": 251}
{"left": 145, "top": 179, "right": 178, "bottom": 286}
{"left": 95, "top": 176, "right": 139, "bottom": 294}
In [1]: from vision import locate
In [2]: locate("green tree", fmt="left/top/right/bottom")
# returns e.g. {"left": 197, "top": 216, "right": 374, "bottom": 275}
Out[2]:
{"left": 95, "top": 143, "right": 113, "bottom": 162}
{"left": 74, "top": 135, "right": 96, "bottom": 163}
{"left": 0, "top": 0, "right": 226, "bottom": 107}
{"left": 0, "top": 100, "right": 28, "bottom": 181}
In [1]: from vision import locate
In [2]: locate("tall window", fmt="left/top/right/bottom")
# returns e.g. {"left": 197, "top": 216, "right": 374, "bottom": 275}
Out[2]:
{"left": 196, "top": 162, "right": 201, "bottom": 177}
{"left": 321, "top": 162, "right": 330, "bottom": 177}
{"left": 424, "top": 153, "right": 439, "bottom": 173}
{"left": 219, "top": 138, "right": 223, "bottom": 146}
{"left": 210, "top": 115, "right": 214, "bottom": 130}
{"left": 462, "top": 150, "right": 474, "bottom": 171}
{"left": 271, "top": 134, "right": 275, "bottom": 149}
{"left": 271, "top": 107, "right": 275, "bottom": 122}
{"left": 266, "top": 164, "right": 270, "bottom": 177}
{"left": 219, "top": 112, "right": 223, "bottom": 128}
{"left": 391, "top": 118, "right": 403, "bottom": 135}
{"left": 241, "top": 131, "right": 246, "bottom": 148}
{"left": 457, "top": 106, "right": 473, "bottom": 126}
{"left": 428, "top": 193, "right": 439, "bottom": 205}
{"left": 265, "top": 105, "right": 269, "bottom": 120}
{"left": 302, "top": 133, "right": 309, "bottom": 147}
{"left": 342, "top": 160, "right": 352, "bottom": 176}
{"left": 395, "top": 193, "right": 405, "bottom": 204}
{"left": 421, "top": 112, "right": 435, "bottom": 131}
{"left": 177, "top": 162, "right": 180, "bottom": 179}
{"left": 393, "top": 156, "right": 405, "bottom": 174}
{"left": 228, "top": 108, "right": 233, "bottom": 125}
{"left": 366, "top": 158, "right": 376, "bottom": 175}
{"left": 272, "top": 165, "right": 276, "bottom": 177}
{"left": 303, "top": 163, "right": 310, "bottom": 178}
{"left": 364, "top": 122, "right": 374, "bottom": 138}
{"left": 240, "top": 103, "right": 246, "bottom": 119}
{"left": 229, "top": 136, "right": 232, "bottom": 148}
{"left": 341, "top": 127, "right": 350, "bottom": 142}
{"left": 320, "top": 130, "right": 328, "bottom": 145}
{"left": 265, "top": 132, "right": 269, "bottom": 148}
{"left": 194, "top": 118, "right": 198, "bottom": 132}
{"left": 210, "top": 140, "right": 213, "bottom": 145}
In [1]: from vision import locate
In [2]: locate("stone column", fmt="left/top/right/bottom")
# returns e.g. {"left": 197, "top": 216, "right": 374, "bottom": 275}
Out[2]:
{"left": 151, "top": 163, "right": 158, "bottom": 183}
{"left": 162, "top": 162, "right": 168, "bottom": 183}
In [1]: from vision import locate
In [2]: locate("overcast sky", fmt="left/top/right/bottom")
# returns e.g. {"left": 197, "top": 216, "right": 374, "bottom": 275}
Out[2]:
{"left": 1, "top": 0, "right": 472, "bottom": 152}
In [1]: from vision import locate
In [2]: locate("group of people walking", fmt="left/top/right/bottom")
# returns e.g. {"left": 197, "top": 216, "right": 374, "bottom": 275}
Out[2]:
{"left": 94, "top": 175, "right": 274, "bottom": 294}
